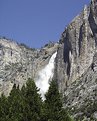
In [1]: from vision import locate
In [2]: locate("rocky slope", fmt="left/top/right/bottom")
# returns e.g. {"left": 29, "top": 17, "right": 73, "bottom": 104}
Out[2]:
{"left": 54, "top": 0, "right": 97, "bottom": 120}
{"left": 0, "top": 0, "right": 97, "bottom": 120}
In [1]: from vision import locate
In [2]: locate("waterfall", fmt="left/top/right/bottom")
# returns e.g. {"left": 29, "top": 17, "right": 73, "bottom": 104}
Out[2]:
{"left": 35, "top": 52, "right": 57, "bottom": 100}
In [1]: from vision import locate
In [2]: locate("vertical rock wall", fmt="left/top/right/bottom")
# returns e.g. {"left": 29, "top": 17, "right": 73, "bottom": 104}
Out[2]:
{"left": 54, "top": 0, "right": 97, "bottom": 94}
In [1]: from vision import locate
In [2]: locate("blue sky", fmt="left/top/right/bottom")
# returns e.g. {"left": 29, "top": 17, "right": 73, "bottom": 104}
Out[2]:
{"left": 0, "top": 0, "right": 90, "bottom": 48}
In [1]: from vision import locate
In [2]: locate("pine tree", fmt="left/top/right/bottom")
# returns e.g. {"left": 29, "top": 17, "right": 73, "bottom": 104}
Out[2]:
{"left": 0, "top": 79, "right": 74, "bottom": 121}
{"left": 0, "top": 93, "right": 9, "bottom": 121}
{"left": 7, "top": 84, "right": 24, "bottom": 121}
{"left": 44, "top": 80, "right": 74, "bottom": 121}
{"left": 22, "top": 78, "right": 43, "bottom": 121}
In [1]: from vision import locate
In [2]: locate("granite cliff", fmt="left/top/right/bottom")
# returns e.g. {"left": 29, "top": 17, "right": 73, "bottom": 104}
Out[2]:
{"left": 0, "top": 38, "right": 58, "bottom": 96}
{"left": 0, "top": 0, "right": 97, "bottom": 120}
{"left": 54, "top": 0, "right": 97, "bottom": 120}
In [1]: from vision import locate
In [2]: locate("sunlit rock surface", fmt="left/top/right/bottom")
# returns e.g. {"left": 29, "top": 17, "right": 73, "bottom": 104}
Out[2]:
{"left": 0, "top": 38, "right": 58, "bottom": 96}
{"left": 0, "top": 0, "right": 97, "bottom": 120}
{"left": 54, "top": 0, "right": 97, "bottom": 120}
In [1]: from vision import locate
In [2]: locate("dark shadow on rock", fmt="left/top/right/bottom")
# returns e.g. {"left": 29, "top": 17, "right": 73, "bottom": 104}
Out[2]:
{"left": 88, "top": 7, "right": 97, "bottom": 44}
{"left": 78, "top": 24, "right": 83, "bottom": 56}
{"left": 63, "top": 31, "right": 72, "bottom": 76}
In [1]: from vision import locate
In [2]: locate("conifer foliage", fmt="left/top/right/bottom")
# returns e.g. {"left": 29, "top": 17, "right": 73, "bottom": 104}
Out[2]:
{"left": 21, "top": 78, "right": 43, "bottom": 121}
{"left": 0, "top": 79, "right": 74, "bottom": 121}
{"left": 44, "top": 80, "right": 73, "bottom": 121}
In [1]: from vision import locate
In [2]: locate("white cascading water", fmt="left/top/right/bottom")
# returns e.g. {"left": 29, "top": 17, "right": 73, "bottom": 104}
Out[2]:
{"left": 35, "top": 52, "right": 57, "bottom": 100}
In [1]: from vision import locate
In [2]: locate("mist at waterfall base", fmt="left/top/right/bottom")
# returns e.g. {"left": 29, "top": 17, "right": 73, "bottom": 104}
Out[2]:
{"left": 35, "top": 52, "right": 57, "bottom": 100}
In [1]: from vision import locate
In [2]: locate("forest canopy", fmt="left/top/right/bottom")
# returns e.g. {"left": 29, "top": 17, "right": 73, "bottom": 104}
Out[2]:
{"left": 0, "top": 78, "right": 74, "bottom": 121}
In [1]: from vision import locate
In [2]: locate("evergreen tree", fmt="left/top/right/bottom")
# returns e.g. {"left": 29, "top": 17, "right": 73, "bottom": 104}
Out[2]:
{"left": 7, "top": 84, "right": 24, "bottom": 121}
{"left": 0, "top": 93, "right": 9, "bottom": 121}
{"left": 0, "top": 79, "right": 74, "bottom": 121}
{"left": 44, "top": 80, "right": 73, "bottom": 121}
{"left": 22, "top": 78, "right": 43, "bottom": 121}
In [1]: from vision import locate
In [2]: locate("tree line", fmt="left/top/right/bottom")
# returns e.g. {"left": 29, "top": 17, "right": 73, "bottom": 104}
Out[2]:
{"left": 0, "top": 78, "right": 74, "bottom": 121}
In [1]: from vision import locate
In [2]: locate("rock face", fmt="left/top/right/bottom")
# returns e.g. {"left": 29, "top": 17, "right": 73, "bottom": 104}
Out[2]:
{"left": 0, "top": 0, "right": 97, "bottom": 120}
{"left": 0, "top": 38, "right": 58, "bottom": 95}
{"left": 55, "top": 0, "right": 96, "bottom": 90}
{"left": 54, "top": 0, "right": 97, "bottom": 120}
